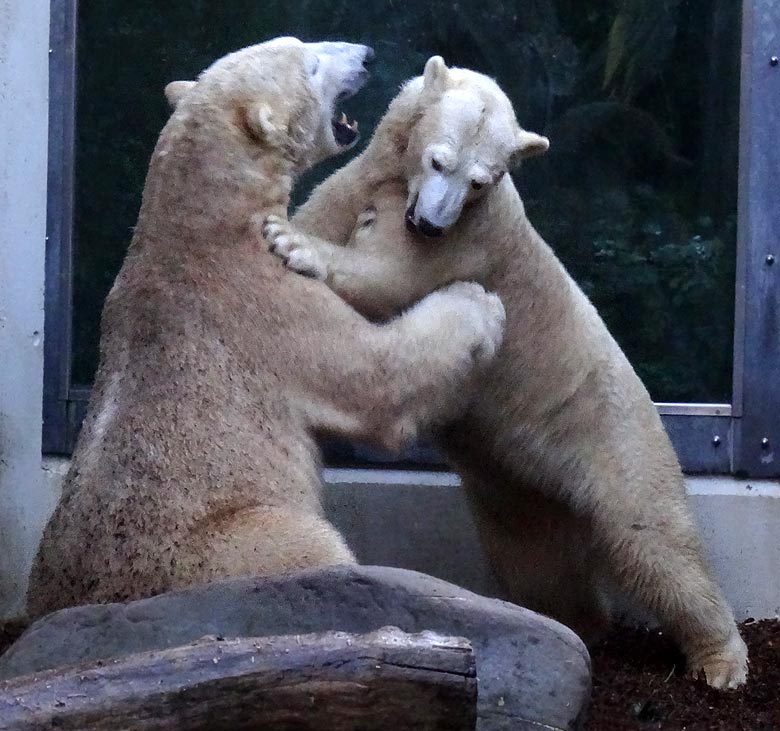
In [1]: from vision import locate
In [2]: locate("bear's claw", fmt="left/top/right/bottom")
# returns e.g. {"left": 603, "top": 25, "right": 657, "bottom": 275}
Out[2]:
{"left": 689, "top": 632, "right": 749, "bottom": 690}
{"left": 260, "top": 215, "right": 328, "bottom": 280}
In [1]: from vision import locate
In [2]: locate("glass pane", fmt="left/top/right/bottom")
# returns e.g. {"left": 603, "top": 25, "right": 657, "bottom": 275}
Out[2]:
{"left": 72, "top": 0, "right": 740, "bottom": 402}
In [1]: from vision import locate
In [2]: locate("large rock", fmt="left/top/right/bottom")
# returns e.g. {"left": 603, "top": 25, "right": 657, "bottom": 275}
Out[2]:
{"left": 0, "top": 565, "right": 590, "bottom": 730}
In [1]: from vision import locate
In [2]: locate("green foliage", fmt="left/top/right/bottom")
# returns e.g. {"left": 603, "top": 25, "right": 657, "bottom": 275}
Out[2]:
{"left": 72, "top": 0, "right": 741, "bottom": 402}
{"left": 603, "top": 0, "right": 680, "bottom": 100}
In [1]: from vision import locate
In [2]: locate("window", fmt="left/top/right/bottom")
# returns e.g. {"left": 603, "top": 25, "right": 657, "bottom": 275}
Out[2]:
{"left": 44, "top": 0, "right": 780, "bottom": 477}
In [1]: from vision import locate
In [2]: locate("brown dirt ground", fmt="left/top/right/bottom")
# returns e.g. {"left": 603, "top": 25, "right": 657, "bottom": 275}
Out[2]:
{"left": 587, "top": 619, "right": 780, "bottom": 730}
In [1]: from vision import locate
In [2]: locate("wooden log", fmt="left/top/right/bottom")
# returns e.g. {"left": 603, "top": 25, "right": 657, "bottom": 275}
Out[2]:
{"left": 0, "top": 626, "right": 476, "bottom": 731}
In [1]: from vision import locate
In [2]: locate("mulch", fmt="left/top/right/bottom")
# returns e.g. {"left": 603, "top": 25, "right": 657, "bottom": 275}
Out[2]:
{"left": 587, "top": 619, "right": 780, "bottom": 730}
{"left": 1, "top": 616, "right": 777, "bottom": 729}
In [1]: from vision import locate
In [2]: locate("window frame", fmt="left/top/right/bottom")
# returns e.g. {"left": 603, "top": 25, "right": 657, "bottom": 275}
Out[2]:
{"left": 42, "top": 0, "right": 780, "bottom": 477}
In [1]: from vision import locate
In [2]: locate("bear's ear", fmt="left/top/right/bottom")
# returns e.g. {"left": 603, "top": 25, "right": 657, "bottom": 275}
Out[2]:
{"left": 245, "top": 101, "right": 291, "bottom": 148}
{"left": 164, "top": 80, "right": 196, "bottom": 109}
{"left": 423, "top": 56, "right": 450, "bottom": 94}
{"left": 509, "top": 129, "right": 550, "bottom": 168}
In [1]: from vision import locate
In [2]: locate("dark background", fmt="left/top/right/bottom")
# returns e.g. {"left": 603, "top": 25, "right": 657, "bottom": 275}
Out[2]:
{"left": 71, "top": 0, "right": 741, "bottom": 402}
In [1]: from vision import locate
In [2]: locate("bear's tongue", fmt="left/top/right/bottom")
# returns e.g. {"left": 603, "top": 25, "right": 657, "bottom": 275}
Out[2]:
{"left": 333, "top": 112, "right": 359, "bottom": 146}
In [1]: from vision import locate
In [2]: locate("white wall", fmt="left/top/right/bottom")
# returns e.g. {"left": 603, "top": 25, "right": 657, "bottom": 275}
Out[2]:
{"left": 0, "top": 0, "right": 52, "bottom": 619}
{"left": 323, "top": 470, "right": 780, "bottom": 621}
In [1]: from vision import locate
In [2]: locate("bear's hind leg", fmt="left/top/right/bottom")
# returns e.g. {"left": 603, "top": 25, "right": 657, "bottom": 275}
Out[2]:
{"left": 466, "top": 479, "right": 611, "bottom": 644}
{"left": 585, "top": 475, "right": 747, "bottom": 689}
{"left": 183, "top": 505, "right": 355, "bottom": 586}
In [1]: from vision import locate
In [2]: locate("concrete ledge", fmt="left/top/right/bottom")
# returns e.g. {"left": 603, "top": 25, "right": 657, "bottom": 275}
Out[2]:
{"left": 9, "top": 461, "right": 777, "bottom": 622}
{"left": 323, "top": 469, "right": 780, "bottom": 620}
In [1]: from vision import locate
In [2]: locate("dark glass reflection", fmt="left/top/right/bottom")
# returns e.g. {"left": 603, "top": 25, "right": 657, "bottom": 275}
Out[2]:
{"left": 72, "top": 0, "right": 740, "bottom": 401}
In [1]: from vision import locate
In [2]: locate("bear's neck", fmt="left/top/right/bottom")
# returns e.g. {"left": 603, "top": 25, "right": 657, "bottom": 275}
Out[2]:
{"left": 131, "top": 119, "right": 293, "bottom": 254}
{"left": 475, "top": 177, "right": 584, "bottom": 319}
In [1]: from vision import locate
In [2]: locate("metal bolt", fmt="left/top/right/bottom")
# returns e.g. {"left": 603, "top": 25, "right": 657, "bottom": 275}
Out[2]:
{"left": 772, "top": 56, "right": 779, "bottom": 67}
{"left": 712, "top": 435, "right": 722, "bottom": 447}
{"left": 761, "top": 437, "right": 770, "bottom": 449}
{"left": 767, "top": 254, "right": 776, "bottom": 265}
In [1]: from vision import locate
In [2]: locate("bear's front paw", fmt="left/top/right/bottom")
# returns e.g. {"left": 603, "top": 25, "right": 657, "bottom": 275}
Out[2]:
{"left": 437, "top": 282, "right": 506, "bottom": 366}
{"left": 261, "top": 215, "right": 328, "bottom": 281}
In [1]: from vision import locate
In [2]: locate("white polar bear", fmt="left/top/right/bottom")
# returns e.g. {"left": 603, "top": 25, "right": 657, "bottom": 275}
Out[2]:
{"left": 263, "top": 56, "right": 748, "bottom": 690}
{"left": 27, "top": 42, "right": 506, "bottom": 618}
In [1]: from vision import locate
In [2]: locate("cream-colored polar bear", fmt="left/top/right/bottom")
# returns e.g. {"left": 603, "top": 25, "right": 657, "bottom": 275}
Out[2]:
{"left": 263, "top": 57, "right": 748, "bottom": 689}
{"left": 26, "top": 41, "right": 506, "bottom": 618}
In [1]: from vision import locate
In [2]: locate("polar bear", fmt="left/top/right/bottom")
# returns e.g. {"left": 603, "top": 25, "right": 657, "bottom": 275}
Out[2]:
{"left": 262, "top": 57, "right": 748, "bottom": 689}
{"left": 26, "top": 41, "right": 506, "bottom": 618}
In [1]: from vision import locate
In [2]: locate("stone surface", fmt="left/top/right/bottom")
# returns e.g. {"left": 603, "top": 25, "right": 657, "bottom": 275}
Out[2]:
{"left": 0, "top": 565, "right": 590, "bottom": 730}
{"left": 323, "top": 472, "right": 503, "bottom": 597}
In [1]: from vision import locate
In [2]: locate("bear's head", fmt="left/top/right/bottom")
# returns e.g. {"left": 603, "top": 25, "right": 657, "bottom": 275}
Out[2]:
{"left": 165, "top": 37, "right": 374, "bottom": 174}
{"left": 401, "top": 57, "right": 549, "bottom": 237}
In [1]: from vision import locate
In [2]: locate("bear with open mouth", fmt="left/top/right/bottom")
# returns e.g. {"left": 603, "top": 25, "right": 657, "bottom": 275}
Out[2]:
{"left": 27, "top": 39, "right": 506, "bottom": 618}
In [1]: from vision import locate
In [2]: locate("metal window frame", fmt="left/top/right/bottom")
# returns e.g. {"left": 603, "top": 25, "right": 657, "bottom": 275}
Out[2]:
{"left": 42, "top": 0, "right": 77, "bottom": 454}
{"left": 42, "top": 0, "right": 780, "bottom": 477}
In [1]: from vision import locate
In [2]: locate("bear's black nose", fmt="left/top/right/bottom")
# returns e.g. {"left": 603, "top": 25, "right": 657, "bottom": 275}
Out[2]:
{"left": 417, "top": 217, "right": 443, "bottom": 238}
{"left": 363, "top": 47, "right": 376, "bottom": 66}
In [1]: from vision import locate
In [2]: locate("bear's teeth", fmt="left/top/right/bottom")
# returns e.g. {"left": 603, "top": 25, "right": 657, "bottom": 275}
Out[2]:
{"left": 338, "top": 112, "right": 358, "bottom": 131}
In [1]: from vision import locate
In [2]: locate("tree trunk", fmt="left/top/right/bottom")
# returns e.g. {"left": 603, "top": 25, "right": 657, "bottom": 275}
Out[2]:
{"left": 0, "top": 627, "right": 476, "bottom": 731}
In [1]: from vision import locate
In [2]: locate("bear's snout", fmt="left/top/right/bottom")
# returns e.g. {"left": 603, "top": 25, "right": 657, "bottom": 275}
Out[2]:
{"left": 405, "top": 198, "right": 443, "bottom": 238}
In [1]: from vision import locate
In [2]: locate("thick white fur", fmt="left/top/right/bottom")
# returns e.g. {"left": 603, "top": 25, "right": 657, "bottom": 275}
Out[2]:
{"left": 265, "top": 57, "right": 748, "bottom": 690}
{"left": 27, "top": 42, "right": 505, "bottom": 618}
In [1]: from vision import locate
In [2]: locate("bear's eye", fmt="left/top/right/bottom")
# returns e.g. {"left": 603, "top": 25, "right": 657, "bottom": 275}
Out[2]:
{"left": 471, "top": 180, "right": 483, "bottom": 190}
{"left": 358, "top": 206, "right": 377, "bottom": 229}
{"left": 431, "top": 158, "right": 443, "bottom": 172}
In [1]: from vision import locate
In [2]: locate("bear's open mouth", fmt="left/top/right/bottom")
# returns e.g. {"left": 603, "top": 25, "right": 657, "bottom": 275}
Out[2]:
{"left": 333, "top": 112, "right": 359, "bottom": 147}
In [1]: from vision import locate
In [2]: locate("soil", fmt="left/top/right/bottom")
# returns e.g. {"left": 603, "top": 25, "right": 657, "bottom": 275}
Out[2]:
{"left": 587, "top": 619, "right": 780, "bottom": 730}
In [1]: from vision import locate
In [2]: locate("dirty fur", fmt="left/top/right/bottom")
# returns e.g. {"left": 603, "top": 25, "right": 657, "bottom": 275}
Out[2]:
{"left": 26, "top": 41, "right": 505, "bottom": 617}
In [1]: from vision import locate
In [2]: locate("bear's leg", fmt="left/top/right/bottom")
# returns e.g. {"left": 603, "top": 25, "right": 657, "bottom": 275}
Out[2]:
{"left": 466, "top": 479, "right": 611, "bottom": 643}
{"left": 585, "top": 480, "right": 748, "bottom": 689}
{"left": 184, "top": 505, "right": 355, "bottom": 585}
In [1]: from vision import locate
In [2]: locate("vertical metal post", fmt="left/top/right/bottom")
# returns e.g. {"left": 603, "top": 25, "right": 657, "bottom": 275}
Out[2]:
{"left": 732, "top": 0, "right": 780, "bottom": 477}
{"left": 42, "top": 0, "right": 77, "bottom": 454}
